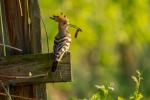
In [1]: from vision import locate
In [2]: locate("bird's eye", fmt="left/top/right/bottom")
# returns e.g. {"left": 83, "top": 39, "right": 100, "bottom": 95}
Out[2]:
{"left": 63, "top": 21, "right": 66, "bottom": 25}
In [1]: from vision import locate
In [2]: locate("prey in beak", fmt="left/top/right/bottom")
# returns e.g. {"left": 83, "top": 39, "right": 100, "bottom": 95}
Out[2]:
{"left": 50, "top": 14, "right": 82, "bottom": 38}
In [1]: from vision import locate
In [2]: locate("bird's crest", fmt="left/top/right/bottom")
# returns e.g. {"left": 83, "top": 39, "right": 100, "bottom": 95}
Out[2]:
{"left": 50, "top": 13, "right": 69, "bottom": 25}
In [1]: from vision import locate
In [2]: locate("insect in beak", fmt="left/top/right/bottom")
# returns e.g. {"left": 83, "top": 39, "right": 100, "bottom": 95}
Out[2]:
{"left": 68, "top": 24, "right": 82, "bottom": 38}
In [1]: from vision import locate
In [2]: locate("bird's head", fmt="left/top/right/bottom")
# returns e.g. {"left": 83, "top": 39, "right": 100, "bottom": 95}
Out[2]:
{"left": 50, "top": 13, "right": 82, "bottom": 37}
{"left": 50, "top": 13, "right": 69, "bottom": 31}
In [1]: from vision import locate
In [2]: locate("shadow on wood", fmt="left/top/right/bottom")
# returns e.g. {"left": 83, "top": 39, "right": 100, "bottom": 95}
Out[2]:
{"left": 0, "top": 52, "right": 71, "bottom": 84}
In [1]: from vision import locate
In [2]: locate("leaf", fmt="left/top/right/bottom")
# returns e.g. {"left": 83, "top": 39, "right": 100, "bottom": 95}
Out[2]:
{"left": 90, "top": 93, "right": 100, "bottom": 100}
{"left": 118, "top": 96, "right": 125, "bottom": 100}
{"left": 131, "top": 76, "right": 138, "bottom": 85}
{"left": 137, "top": 93, "right": 143, "bottom": 100}
{"left": 136, "top": 70, "right": 141, "bottom": 76}
{"left": 129, "top": 96, "right": 134, "bottom": 100}
{"left": 108, "top": 86, "right": 114, "bottom": 91}
{"left": 95, "top": 85, "right": 105, "bottom": 90}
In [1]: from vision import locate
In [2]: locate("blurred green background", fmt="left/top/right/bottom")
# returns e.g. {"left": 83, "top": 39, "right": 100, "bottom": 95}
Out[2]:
{"left": 39, "top": 0, "right": 150, "bottom": 99}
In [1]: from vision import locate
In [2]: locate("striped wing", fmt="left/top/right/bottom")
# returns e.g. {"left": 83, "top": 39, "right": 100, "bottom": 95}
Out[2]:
{"left": 53, "top": 33, "right": 71, "bottom": 61}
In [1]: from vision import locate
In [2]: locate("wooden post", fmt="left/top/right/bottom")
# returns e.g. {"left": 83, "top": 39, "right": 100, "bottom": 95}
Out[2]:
{"left": 0, "top": 0, "right": 47, "bottom": 99}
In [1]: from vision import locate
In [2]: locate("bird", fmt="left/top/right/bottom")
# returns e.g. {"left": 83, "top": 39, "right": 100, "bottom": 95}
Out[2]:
{"left": 50, "top": 14, "right": 71, "bottom": 72}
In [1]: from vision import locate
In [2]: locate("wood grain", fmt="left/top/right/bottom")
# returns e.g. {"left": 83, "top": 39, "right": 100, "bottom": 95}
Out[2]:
{"left": 0, "top": 52, "right": 71, "bottom": 84}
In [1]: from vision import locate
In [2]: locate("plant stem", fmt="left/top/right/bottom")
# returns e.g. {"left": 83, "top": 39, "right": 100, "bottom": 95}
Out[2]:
{"left": 0, "top": 1, "right": 6, "bottom": 56}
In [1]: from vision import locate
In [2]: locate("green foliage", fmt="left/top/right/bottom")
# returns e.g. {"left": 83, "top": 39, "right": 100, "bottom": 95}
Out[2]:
{"left": 129, "top": 71, "right": 143, "bottom": 100}
{"left": 118, "top": 96, "right": 125, "bottom": 100}
{"left": 90, "top": 70, "right": 143, "bottom": 100}
{"left": 90, "top": 83, "right": 114, "bottom": 100}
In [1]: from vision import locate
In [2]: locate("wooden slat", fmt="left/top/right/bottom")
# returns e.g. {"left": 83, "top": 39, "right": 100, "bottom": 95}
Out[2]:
{"left": 0, "top": 52, "right": 71, "bottom": 84}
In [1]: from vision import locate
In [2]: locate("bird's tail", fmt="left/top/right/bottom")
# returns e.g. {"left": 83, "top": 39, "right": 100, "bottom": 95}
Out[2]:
{"left": 51, "top": 61, "right": 58, "bottom": 72}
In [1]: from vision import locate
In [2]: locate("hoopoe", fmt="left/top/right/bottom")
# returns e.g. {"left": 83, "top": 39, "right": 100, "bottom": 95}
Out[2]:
{"left": 50, "top": 14, "right": 82, "bottom": 72}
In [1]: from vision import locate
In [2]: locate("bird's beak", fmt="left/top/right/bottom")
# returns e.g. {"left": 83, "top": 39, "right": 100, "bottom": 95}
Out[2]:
{"left": 49, "top": 16, "right": 55, "bottom": 20}
{"left": 49, "top": 15, "right": 56, "bottom": 20}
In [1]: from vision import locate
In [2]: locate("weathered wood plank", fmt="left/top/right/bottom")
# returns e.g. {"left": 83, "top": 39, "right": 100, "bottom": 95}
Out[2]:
{"left": 0, "top": 52, "right": 71, "bottom": 84}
